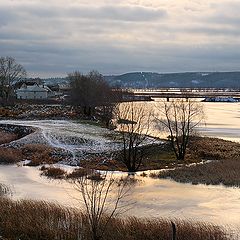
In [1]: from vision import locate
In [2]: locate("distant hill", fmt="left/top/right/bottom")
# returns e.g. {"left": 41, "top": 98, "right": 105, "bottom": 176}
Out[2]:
{"left": 41, "top": 72, "right": 240, "bottom": 89}
{"left": 105, "top": 72, "right": 240, "bottom": 89}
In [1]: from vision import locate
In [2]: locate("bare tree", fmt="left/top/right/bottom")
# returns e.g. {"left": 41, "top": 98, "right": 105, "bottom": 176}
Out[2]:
{"left": 115, "top": 102, "right": 152, "bottom": 172}
{"left": 74, "top": 171, "right": 131, "bottom": 240}
{"left": 155, "top": 99, "right": 204, "bottom": 161}
{"left": 68, "top": 70, "right": 115, "bottom": 118}
{"left": 0, "top": 56, "right": 26, "bottom": 100}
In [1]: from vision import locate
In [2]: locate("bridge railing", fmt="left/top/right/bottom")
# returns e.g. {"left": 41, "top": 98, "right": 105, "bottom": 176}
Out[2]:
{"left": 123, "top": 88, "right": 240, "bottom": 93}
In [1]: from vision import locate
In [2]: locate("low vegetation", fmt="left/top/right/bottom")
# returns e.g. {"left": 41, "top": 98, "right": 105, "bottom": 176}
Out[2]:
{"left": 0, "top": 143, "right": 64, "bottom": 165}
{"left": 0, "top": 105, "right": 82, "bottom": 120}
{"left": 66, "top": 168, "right": 91, "bottom": 179}
{"left": 0, "top": 198, "right": 230, "bottom": 240}
{"left": 2, "top": 125, "right": 240, "bottom": 187}
{"left": 188, "top": 137, "right": 240, "bottom": 160}
{"left": 0, "top": 147, "right": 23, "bottom": 164}
{"left": 22, "top": 144, "right": 61, "bottom": 166}
{"left": 152, "top": 158, "right": 240, "bottom": 187}
{"left": 152, "top": 137, "right": 240, "bottom": 187}
{"left": 0, "top": 130, "right": 18, "bottom": 144}
{"left": 41, "top": 166, "right": 67, "bottom": 179}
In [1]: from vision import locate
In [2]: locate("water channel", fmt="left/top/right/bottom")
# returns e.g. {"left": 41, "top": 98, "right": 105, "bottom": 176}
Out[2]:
{"left": 0, "top": 101, "right": 240, "bottom": 235}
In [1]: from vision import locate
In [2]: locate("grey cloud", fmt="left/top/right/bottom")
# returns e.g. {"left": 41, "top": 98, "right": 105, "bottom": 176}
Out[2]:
{"left": 67, "top": 5, "right": 167, "bottom": 22}
{"left": 3, "top": 4, "right": 167, "bottom": 22}
{"left": 181, "top": 25, "right": 240, "bottom": 36}
{"left": 0, "top": 9, "right": 18, "bottom": 27}
{"left": 1, "top": 34, "right": 240, "bottom": 77}
{"left": 207, "top": 15, "right": 240, "bottom": 27}
{"left": 0, "top": 1, "right": 240, "bottom": 77}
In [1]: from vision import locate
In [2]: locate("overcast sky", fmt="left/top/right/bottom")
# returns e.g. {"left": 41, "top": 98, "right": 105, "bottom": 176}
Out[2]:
{"left": 1, "top": 0, "right": 240, "bottom": 77}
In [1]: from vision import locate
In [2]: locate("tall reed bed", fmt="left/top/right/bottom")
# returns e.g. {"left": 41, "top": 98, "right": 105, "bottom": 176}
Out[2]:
{"left": 0, "top": 198, "right": 230, "bottom": 240}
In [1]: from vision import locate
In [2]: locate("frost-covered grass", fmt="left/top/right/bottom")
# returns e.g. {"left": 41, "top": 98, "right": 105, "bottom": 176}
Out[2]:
{"left": 0, "top": 198, "right": 230, "bottom": 240}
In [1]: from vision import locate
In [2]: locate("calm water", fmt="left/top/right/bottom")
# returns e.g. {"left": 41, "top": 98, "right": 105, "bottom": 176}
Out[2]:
{"left": 0, "top": 164, "right": 239, "bottom": 233}
{"left": 0, "top": 102, "right": 240, "bottom": 234}
{"left": 151, "top": 100, "right": 240, "bottom": 142}
{"left": 201, "top": 102, "right": 240, "bottom": 142}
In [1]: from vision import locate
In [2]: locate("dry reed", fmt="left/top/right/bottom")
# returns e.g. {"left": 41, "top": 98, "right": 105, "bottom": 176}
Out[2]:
{"left": 0, "top": 198, "right": 230, "bottom": 240}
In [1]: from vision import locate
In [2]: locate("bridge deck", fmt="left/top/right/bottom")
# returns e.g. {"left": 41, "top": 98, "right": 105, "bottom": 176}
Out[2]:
{"left": 128, "top": 88, "right": 240, "bottom": 98}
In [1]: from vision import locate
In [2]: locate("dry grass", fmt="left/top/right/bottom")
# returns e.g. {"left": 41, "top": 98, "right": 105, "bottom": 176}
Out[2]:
{"left": 0, "top": 107, "right": 20, "bottom": 118}
{"left": 153, "top": 158, "right": 240, "bottom": 187}
{"left": 0, "top": 147, "right": 23, "bottom": 164}
{"left": 0, "top": 143, "right": 63, "bottom": 166}
{"left": 41, "top": 167, "right": 67, "bottom": 179}
{"left": 0, "top": 104, "right": 81, "bottom": 120}
{"left": 0, "top": 198, "right": 230, "bottom": 240}
{"left": 0, "top": 130, "right": 18, "bottom": 144}
{"left": 66, "top": 168, "right": 91, "bottom": 179}
{"left": 188, "top": 137, "right": 240, "bottom": 160}
{"left": 40, "top": 167, "right": 105, "bottom": 181}
{"left": 21, "top": 144, "right": 60, "bottom": 166}
{"left": 152, "top": 137, "right": 240, "bottom": 187}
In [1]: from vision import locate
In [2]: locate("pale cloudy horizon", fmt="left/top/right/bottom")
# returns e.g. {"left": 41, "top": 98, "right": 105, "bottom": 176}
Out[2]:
{"left": 1, "top": 0, "right": 240, "bottom": 77}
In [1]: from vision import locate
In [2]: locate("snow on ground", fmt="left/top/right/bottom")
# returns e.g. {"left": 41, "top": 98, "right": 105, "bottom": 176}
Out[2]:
{"left": 0, "top": 120, "right": 122, "bottom": 163}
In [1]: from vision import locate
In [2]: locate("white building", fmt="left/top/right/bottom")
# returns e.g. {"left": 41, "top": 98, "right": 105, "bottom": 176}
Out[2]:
{"left": 16, "top": 83, "right": 53, "bottom": 100}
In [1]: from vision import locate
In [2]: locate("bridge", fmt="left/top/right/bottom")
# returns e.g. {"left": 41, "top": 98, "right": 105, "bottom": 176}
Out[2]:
{"left": 123, "top": 88, "right": 240, "bottom": 101}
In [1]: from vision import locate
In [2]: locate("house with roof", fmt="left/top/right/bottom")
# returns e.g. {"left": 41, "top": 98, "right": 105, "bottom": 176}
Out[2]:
{"left": 16, "top": 83, "right": 53, "bottom": 100}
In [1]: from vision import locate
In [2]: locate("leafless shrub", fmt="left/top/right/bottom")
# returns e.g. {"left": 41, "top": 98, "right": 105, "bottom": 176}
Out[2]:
{"left": 41, "top": 167, "right": 67, "bottom": 179}
{"left": 66, "top": 168, "right": 91, "bottom": 179}
{"left": 74, "top": 172, "right": 132, "bottom": 240}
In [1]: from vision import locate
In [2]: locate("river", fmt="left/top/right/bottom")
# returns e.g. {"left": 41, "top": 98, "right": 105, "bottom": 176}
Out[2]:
{"left": 0, "top": 101, "right": 239, "bottom": 235}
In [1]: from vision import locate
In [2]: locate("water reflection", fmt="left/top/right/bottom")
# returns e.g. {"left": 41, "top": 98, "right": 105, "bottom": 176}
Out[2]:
{"left": 0, "top": 164, "right": 240, "bottom": 230}
{"left": 0, "top": 102, "right": 240, "bottom": 232}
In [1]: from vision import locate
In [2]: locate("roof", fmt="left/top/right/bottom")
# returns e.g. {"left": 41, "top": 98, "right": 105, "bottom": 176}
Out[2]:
{"left": 17, "top": 84, "right": 52, "bottom": 93}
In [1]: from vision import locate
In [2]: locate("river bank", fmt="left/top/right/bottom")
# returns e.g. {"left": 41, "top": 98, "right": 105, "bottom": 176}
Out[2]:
{"left": 0, "top": 119, "right": 240, "bottom": 238}
{"left": 0, "top": 163, "right": 239, "bottom": 238}
{"left": 151, "top": 137, "right": 240, "bottom": 187}
{"left": 1, "top": 122, "right": 240, "bottom": 188}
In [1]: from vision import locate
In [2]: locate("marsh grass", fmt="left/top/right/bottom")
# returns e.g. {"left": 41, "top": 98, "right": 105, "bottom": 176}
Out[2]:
{"left": 66, "top": 168, "right": 91, "bottom": 179}
{"left": 0, "top": 198, "right": 230, "bottom": 240}
{"left": 152, "top": 137, "right": 240, "bottom": 186}
{"left": 152, "top": 158, "right": 240, "bottom": 187}
{"left": 0, "top": 147, "right": 23, "bottom": 164}
{"left": 0, "top": 130, "right": 18, "bottom": 144}
{"left": 41, "top": 167, "right": 67, "bottom": 179}
{"left": 22, "top": 144, "right": 60, "bottom": 166}
{"left": 188, "top": 137, "right": 240, "bottom": 160}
